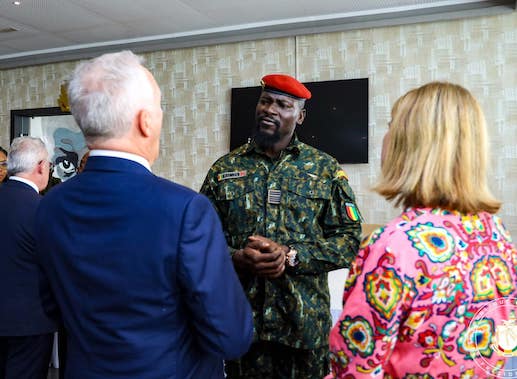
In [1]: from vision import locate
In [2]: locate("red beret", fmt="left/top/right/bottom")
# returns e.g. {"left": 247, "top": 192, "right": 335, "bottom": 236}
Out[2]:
{"left": 260, "top": 74, "right": 312, "bottom": 100}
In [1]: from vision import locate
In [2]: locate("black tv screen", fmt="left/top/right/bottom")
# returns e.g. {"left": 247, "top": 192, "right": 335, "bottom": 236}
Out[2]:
{"left": 230, "top": 78, "right": 368, "bottom": 164}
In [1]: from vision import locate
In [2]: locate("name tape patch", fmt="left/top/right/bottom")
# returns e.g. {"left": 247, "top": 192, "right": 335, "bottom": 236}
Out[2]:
{"left": 217, "top": 170, "right": 247, "bottom": 181}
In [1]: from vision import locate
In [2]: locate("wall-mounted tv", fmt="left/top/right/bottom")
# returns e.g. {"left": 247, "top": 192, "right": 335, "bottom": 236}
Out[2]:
{"left": 230, "top": 78, "right": 368, "bottom": 164}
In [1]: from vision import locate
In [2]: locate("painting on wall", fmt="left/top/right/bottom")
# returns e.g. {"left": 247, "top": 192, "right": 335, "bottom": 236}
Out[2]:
{"left": 39, "top": 115, "right": 87, "bottom": 183}
{"left": 10, "top": 107, "right": 88, "bottom": 189}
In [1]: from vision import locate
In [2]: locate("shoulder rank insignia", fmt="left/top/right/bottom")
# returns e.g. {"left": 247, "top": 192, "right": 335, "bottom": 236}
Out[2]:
{"left": 336, "top": 170, "right": 348, "bottom": 180}
{"left": 217, "top": 170, "right": 247, "bottom": 181}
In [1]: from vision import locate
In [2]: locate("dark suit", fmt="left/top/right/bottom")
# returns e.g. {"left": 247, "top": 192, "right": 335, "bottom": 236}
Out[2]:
{"left": 35, "top": 156, "right": 253, "bottom": 379}
{"left": 0, "top": 179, "right": 58, "bottom": 379}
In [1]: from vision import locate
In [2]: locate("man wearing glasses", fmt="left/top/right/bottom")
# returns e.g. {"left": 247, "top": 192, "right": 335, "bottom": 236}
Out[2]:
{"left": 0, "top": 136, "right": 57, "bottom": 379}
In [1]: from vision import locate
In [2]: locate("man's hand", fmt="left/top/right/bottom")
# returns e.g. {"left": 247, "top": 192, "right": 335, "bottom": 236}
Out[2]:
{"left": 233, "top": 235, "right": 288, "bottom": 279}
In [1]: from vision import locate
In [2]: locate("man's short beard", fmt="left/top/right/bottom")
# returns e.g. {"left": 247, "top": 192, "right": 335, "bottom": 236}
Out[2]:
{"left": 252, "top": 125, "right": 281, "bottom": 149}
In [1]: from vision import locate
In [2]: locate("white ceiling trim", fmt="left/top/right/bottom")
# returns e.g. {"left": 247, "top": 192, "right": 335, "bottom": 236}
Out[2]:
{"left": 0, "top": 0, "right": 515, "bottom": 69}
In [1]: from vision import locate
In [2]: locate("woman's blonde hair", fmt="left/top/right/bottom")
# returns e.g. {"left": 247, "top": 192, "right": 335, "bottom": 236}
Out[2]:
{"left": 374, "top": 81, "right": 500, "bottom": 214}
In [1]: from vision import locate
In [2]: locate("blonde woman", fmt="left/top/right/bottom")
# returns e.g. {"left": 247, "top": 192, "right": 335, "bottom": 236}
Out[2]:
{"left": 327, "top": 82, "right": 517, "bottom": 378}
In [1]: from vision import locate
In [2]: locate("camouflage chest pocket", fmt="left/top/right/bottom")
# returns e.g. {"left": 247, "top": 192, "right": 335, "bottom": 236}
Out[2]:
{"left": 285, "top": 178, "right": 332, "bottom": 235}
{"left": 215, "top": 180, "right": 258, "bottom": 236}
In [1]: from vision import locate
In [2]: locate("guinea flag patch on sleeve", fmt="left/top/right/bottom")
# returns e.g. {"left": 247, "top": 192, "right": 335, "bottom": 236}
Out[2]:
{"left": 345, "top": 202, "right": 360, "bottom": 221}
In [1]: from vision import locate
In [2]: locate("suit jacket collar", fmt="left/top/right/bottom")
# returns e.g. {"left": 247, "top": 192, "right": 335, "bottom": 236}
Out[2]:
{"left": 89, "top": 149, "right": 151, "bottom": 171}
{"left": 3, "top": 178, "right": 40, "bottom": 194}
{"left": 8, "top": 176, "right": 39, "bottom": 192}
{"left": 82, "top": 156, "right": 154, "bottom": 176}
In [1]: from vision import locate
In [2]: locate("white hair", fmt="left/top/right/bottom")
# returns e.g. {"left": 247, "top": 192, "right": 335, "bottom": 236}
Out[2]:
{"left": 8, "top": 136, "right": 48, "bottom": 176}
{"left": 67, "top": 50, "right": 153, "bottom": 144}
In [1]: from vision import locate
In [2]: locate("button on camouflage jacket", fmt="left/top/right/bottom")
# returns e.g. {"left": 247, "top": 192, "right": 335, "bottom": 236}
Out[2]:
{"left": 200, "top": 136, "right": 361, "bottom": 349}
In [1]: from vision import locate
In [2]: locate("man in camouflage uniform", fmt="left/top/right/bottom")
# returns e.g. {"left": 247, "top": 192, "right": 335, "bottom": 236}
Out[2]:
{"left": 200, "top": 74, "right": 362, "bottom": 378}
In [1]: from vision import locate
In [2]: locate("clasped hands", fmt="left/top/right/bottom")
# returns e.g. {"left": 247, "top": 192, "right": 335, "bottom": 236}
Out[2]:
{"left": 233, "top": 235, "right": 288, "bottom": 279}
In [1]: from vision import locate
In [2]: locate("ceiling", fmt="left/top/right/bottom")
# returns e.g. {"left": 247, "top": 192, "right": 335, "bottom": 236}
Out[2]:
{"left": 0, "top": 0, "right": 515, "bottom": 69}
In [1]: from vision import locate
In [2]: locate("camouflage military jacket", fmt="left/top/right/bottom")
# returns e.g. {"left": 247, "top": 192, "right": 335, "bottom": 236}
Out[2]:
{"left": 200, "top": 136, "right": 361, "bottom": 349}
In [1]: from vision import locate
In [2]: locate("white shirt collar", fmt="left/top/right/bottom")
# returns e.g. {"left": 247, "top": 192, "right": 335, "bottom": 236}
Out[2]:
{"left": 9, "top": 176, "right": 39, "bottom": 193}
{"left": 88, "top": 150, "right": 152, "bottom": 172}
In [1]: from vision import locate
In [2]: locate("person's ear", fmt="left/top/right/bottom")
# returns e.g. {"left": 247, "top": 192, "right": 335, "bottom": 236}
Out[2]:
{"left": 35, "top": 159, "right": 46, "bottom": 177}
{"left": 137, "top": 109, "right": 152, "bottom": 137}
{"left": 297, "top": 108, "right": 306, "bottom": 125}
{"left": 37, "top": 160, "right": 45, "bottom": 173}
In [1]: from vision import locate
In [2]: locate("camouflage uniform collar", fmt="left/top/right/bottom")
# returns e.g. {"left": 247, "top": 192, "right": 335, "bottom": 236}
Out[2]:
{"left": 241, "top": 134, "right": 301, "bottom": 157}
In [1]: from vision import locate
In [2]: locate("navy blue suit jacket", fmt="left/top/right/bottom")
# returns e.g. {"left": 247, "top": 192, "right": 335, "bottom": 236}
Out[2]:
{"left": 0, "top": 179, "right": 58, "bottom": 336}
{"left": 35, "top": 156, "right": 253, "bottom": 379}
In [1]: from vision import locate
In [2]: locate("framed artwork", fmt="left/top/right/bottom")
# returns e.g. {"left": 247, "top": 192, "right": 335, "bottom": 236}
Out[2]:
{"left": 10, "top": 107, "right": 88, "bottom": 186}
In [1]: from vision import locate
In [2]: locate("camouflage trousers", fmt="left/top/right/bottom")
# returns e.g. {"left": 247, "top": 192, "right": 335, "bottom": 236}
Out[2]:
{"left": 225, "top": 341, "right": 329, "bottom": 379}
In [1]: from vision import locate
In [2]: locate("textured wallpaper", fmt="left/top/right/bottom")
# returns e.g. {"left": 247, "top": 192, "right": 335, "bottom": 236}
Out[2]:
{"left": 1, "top": 12, "right": 516, "bottom": 237}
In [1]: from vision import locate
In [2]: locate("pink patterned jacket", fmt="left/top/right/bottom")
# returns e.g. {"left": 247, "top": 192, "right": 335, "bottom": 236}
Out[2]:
{"left": 327, "top": 208, "right": 517, "bottom": 379}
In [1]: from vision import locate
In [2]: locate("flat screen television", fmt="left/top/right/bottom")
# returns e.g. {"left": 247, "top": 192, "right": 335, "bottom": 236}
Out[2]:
{"left": 230, "top": 78, "right": 368, "bottom": 163}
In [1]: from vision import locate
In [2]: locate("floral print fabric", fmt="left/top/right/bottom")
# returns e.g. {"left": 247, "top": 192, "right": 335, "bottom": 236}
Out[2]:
{"left": 327, "top": 208, "right": 517, "bottom": 378}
